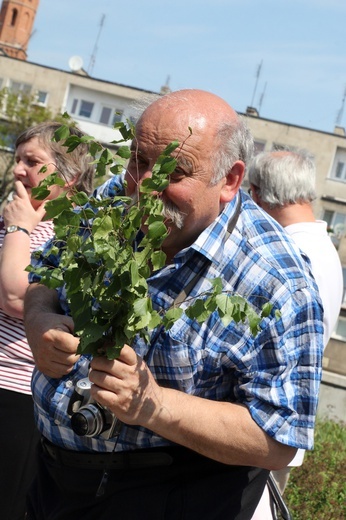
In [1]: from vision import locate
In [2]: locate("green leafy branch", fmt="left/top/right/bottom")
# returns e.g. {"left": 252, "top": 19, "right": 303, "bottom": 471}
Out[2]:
{"left": 27, "top": 121, "right": 274, "bottom": 359}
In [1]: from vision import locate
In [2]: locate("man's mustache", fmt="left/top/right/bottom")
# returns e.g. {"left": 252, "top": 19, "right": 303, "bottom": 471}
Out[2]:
{"left": 129, "top": 193, "right": 186, "bottom": 230}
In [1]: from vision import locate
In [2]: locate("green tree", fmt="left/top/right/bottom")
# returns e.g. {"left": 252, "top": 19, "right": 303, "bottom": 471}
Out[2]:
{"left": 28, "top": 123, "right": 274, "bottom": 359}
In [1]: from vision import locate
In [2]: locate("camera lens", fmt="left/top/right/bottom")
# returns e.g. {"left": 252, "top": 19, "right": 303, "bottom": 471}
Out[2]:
{"left": 70, "top": 404, "right": 105, "bottom": 437}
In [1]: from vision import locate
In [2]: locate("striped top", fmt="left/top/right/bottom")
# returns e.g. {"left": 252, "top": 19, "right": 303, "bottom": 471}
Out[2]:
{"left": 0, "top": 219, "right": 54, "bottom": 395}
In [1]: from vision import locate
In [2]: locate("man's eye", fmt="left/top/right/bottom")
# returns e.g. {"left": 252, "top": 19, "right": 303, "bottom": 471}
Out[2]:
{"left": 129, "top": 153, "right": 147, "bottom": 168}
{"left": 169, "top": 169, "right": 186, "bottom": 182}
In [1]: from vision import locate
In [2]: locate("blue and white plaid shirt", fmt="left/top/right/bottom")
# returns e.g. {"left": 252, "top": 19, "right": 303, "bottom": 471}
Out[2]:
{"left": 29, "top": 178, "right": 324, "bottom": 453}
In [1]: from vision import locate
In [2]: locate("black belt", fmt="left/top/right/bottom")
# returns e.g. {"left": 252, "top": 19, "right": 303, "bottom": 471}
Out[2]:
{"left": 41, "top": 437, "right": 188, "bottom": 470}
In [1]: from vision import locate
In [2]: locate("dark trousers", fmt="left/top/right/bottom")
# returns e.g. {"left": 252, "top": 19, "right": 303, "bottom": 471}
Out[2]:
{"left": 26, "top": 440, "right": 269, "bottom": 520}
{"left": 0, "top": 388, "right": 40, "bottom": 520}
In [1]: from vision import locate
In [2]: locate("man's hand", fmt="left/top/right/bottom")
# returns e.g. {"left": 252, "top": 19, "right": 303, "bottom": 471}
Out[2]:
{"left": 89, "top": 344, "right": 297, "bottom": 470}
{"left": 29, "top": 313, "right": 80, "bottom": 378}
{"left": 24, "top": 284, "right": 80, "bottom": 378}
{"left": 89, "top": 345, "right": 163, "bottom": 426}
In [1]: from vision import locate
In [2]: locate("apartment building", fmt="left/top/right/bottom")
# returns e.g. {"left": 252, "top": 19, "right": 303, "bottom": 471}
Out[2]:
{"left": 0, "top": 50, "right": 345, "bottom": 375}
{"left": 242, "top": 108, "right": 346, "bottom": 375}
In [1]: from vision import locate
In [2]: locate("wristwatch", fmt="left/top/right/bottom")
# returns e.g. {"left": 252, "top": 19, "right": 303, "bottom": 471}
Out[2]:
{"left": 5, "top": 225, "right": 30, "bottom": 237}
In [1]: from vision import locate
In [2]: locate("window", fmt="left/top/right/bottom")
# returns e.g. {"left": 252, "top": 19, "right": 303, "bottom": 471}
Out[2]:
{"left": 271, "top": 143, "right": 287, "bottom": 151}
{"left": 99, "top": 106, "right": 112, "bottom": 125}
{"left": 35, "top": 90, "right": 48, "bottom": 105}
{"left": 323, "top": 210, "right": 346, "bottom": 235}
{"left": 323, "top": 209, "right": 346, "bottom": 248}
{"left": 342, "top": 268, "right": 346, "bottom": 306}
{"left": 128, "top": 115, "right": 137, "bottom": 125}
{"left": 71, "top": 99, "right": 78, "bottom": 114}
{"left": 112, "top": 109, "right": 124, "bottom": 125}
{"left": 79, "top": 100, "right": 94, "bottom": 118}
{"left": 335, "top": 162, "right": 346, "bottom": 180}
{"left": 11, "top": 8, "right": 18, "bottom": 26}
{"left": 9, "top": 80, "right": 31, "bottom": 96}
{"left": 332, "top": 316, "right": 346, "bottom": 340}
{"left": 330, "top": 148, "right": 346, "bottom": 182}
{"left": 254, "top": 140, "right": 265, "bottom": 155}
{"left": 99, "top": 107, "right": 124, "bottom": 126}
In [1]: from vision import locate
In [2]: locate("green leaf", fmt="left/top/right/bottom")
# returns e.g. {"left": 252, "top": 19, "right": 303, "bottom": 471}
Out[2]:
{"left": 44, "top": 194, "right": 73, "bottom": 219}
{"left": 70, "top": 191, "right": 90, "bottom": 206}
{"left": 147, "top": 220, "right": 168, "bottom": 240}
{"left": 129, "top": 260, "right": 139, "bottom": 286}
{"left": 140, "top": 177, "right": 170, "bottom": 193}
{"left": 77, "top": 322, "right": 108, "bottom": 355}
{"left": 92, "top": 215, "right": 113, "bottom": 238}
{"left": 162, "top": 307, "right": 183, "bottom": 329}
{"left": 133, "top": 297, "right": 150, "bottom": 317}
{"left": 215, "top": 293, "right": 230, "bottom": 315}
{"left": 53, "top": 125, "right": 71, "bottom": 142}
{"left": 150, "top": 250, "right": 166, "bottom": 271}
{"left": 185, "top": 299, "right": 210, "bottom": 323}
{"left": 116, "top": 146, "right": 131, "bottom": 159}
{"left": 260, "top": 302, "right": 272, "bottom": 318}
{"left": 210, "top": 277, "right": 223, "bottom": 294}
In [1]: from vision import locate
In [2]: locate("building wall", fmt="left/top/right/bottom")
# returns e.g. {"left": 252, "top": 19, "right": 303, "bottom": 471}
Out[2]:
{"left": 0, "top": 54, "right": 159, "bottom": 143}
{"left": 243, "top": 111, "right": 346, "bottom": 376}
{"left": 0, "top": 54, "right": 345, "bottom": 375}
{"left": 242, "top": 113, "right": 346, "bottom": 226}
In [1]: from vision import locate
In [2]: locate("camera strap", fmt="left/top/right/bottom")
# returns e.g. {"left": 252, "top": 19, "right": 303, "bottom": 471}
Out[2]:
{"left": 172, "top": 194, "right": 241, "bottom": 307}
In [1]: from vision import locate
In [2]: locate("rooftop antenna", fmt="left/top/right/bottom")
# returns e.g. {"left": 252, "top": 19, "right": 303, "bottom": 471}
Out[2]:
{"left": 258, "top": 81, "right": 267, "bottom": 114}
{"left": 160, "top": 75, "right": 171, "bottom": 94}
{"left": 335, "top": 85, "right": 346, "bottom": 126}
{"left": 250, "top": 60, "right": 263, "bottom": 107}
{"left": 88, "top": 14, "right": 105, "bottom": 76}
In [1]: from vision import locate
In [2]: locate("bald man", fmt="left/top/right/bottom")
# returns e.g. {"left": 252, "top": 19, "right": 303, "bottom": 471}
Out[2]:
{"left": 24, "top": 91, "right": 324, "bottom": 520}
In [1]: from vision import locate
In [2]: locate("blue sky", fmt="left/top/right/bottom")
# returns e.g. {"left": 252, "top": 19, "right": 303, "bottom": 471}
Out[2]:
{"left": 25, "top": 0, "right": 346, "bottom": 133}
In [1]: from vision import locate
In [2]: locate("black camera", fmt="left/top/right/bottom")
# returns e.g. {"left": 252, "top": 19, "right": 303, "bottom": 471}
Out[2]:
{"left": 67, "top": 377, "right": 121, "bottom": 439}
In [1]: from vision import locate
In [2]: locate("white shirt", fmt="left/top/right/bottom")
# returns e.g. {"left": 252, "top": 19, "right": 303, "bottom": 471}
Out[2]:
{"left": 285, "top": 220, "right": 343, "bottom": 346}
{"left": 285, "top": 220, "right": 343, "bottom": 466}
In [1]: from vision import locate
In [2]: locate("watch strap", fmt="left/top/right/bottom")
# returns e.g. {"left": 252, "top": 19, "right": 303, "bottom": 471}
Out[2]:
{"left": 5, "top": 225, "right": 30, "bottom": 237}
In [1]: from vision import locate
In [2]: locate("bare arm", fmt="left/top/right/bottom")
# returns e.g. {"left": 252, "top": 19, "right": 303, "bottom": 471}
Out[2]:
{"left": 89, "top": 346, "right": 297, "bottom": 470}
{"left": 24, "top": 283, "right": 80, "bottom": 378}
{"left": 0, "top": 181, "right": 46, "bottom": 318}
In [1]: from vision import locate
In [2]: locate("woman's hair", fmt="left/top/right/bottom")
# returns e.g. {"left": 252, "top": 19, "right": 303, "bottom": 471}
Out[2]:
{"left": 247, "top": 149, "right": 316, "bottom": 207}
{"left": 15, "top": 121, "right": 95, "bottom": 194}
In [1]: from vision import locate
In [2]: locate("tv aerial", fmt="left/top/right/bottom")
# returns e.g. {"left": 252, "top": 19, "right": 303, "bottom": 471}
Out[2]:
{"left": 88, "top": 14, "right": 105, "bottom": 76}
{"left": 335, "top": 85, "right": 346, "bottom": 127}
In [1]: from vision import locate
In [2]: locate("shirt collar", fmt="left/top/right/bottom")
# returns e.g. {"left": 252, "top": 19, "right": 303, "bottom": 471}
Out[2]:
{"left": 174, "top": 193, "right": 241, "bottom": 267}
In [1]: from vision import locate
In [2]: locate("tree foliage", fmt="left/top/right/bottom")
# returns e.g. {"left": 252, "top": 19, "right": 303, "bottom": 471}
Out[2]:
{"left": 27, "top": 121, "right": 274, "bottom": 359}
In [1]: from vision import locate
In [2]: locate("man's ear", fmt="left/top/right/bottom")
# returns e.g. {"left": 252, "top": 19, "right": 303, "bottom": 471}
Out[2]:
{"left": 220, "top": 161, "right": 245, "bottom": 203}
